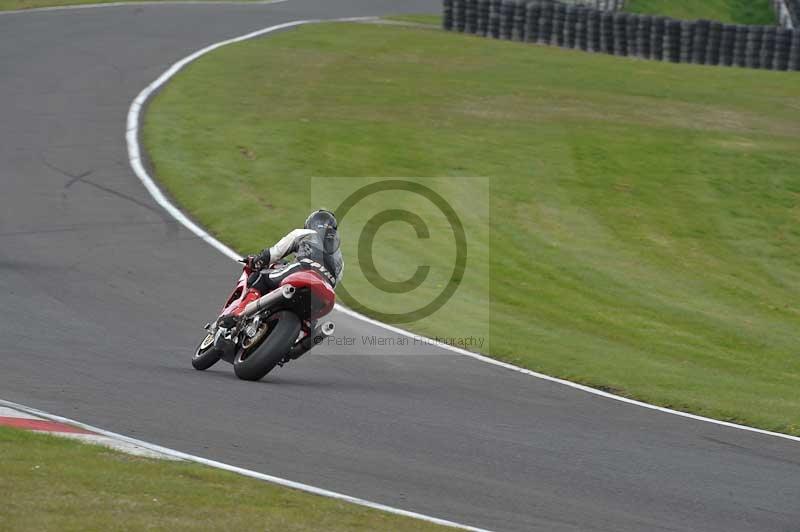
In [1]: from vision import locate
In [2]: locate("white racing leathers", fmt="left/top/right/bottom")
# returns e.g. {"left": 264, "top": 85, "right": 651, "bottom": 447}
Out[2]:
{"left": 251, "top": 228, "right": 343, "bottom": 292}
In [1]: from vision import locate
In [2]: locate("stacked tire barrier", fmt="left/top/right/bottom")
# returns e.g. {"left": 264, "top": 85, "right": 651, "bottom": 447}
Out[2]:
{"left": 443, "top": 0, "right": 800, "bottom": 71}
{"left": 569, "top": 0, "right": 624, "bottom": 10}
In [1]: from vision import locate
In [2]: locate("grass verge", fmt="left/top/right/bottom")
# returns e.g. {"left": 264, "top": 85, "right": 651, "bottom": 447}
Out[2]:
{"left": 624, "top": 0, "right": 776, "bottom": 24}
{"left": 144, "top": 22, "right": 800, "bottom": 435}
{"left": 385, "top": 13, "right": 441, "bottom": 25}
{"left": 0, "top": 426, "right": 447, "bottom": 531}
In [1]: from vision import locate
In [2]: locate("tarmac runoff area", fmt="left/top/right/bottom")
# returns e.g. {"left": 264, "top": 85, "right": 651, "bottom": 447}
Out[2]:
{"left": 2, "top": 4, "right": 800, "bottom": 531}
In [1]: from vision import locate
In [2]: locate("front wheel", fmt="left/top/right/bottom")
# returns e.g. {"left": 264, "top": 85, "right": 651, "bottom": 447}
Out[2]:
{"left": 192, "top": 332, "right": 221, "bottom": 370}
{"left": 233, "top": 311, "right": 300, "bottom": 381}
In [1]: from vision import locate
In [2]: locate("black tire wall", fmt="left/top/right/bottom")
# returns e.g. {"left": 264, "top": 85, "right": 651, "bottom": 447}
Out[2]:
{"left": 444, "top": 0, "right": 799, "bottom": 71}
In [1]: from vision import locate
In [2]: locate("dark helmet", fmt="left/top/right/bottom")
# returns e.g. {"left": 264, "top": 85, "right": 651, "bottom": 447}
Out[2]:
{"left": 305, "top": 209, "right": 340, "bottom": 254}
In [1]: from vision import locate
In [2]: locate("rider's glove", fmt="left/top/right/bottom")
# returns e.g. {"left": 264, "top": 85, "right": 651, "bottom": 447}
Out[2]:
{"left": 251, "top": 251, "right": 270, "bottom": 271}
{"left": 243, "top": 255, "right": 256, "bottom": 270}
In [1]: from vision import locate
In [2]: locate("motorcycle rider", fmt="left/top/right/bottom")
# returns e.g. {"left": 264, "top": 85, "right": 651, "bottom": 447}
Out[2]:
{"left": 210, "top": 210, "right": 343, "bottom": 364}
{"left": 245, "top": 209, "right": 344, "bottom": 295}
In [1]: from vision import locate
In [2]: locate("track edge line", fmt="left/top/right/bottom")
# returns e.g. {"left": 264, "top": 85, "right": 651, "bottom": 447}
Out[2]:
{"left": 0, "top": 399, "right": 490, "bottom": 532}
{"left": 124, "top": 15, "right": 800, "bottom": 464}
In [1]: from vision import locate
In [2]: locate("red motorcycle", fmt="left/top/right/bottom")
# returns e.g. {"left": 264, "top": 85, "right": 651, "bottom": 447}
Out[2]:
{"left": 192, "top": 259, "right": 336, "bottom": 381}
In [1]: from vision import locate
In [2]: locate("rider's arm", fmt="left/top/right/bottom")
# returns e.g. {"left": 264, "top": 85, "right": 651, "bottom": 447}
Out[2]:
{"left": 252, "top": 228, "right": 315, "bottom": 269}
{"left": 335, "top": 262, "right": 344, "bottom": 285}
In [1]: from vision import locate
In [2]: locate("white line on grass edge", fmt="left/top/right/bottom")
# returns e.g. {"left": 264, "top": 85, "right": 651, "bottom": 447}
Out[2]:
{"left": 126, "top": 17, "right": 800, "bottom": 446}
{"left": 0, "top": 399, "right": 489, "bottom": 532}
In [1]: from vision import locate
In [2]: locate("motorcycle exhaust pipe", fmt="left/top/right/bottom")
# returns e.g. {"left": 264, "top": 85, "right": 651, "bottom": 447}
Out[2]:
{"left": 289, "top": 321, "right": 335, "bottom": 360}
{"left": 213, "top": 285, "right": 296, "bottom": 363}
{"left": 242, "top": 284, "right": 295, "bottom": 317}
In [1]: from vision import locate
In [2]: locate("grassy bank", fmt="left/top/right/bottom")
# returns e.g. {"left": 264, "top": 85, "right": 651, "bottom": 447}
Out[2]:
{"left": 0, "top": 426, "right": 446, "bottom": 531}
{"left": 386, "top": 13, "right": 441, "bottom": 25}
{"left": 624, "top": 0, "right": 776, "bottom": 24}
{"left": 144, "top": 22, "right": 800, "bottom": 435}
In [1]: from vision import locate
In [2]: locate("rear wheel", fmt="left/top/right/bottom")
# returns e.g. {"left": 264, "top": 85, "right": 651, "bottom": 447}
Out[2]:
{"left": 192, "top": 332, "right": 221, "bottom": 370}
{"left": 233, "top": 311, "right": 300, "bottom": 381}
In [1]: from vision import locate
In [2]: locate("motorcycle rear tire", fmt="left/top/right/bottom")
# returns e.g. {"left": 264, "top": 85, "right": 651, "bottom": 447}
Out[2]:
{"left": 233, "top": 311, "right": 301, "bottom": 381}
{"left": 193, "top": 334, "right": 222, "bottom": 371}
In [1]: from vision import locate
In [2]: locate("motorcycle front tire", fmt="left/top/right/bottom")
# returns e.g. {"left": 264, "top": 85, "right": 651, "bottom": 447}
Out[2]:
{"left": 192, "top": 333, "right": 222, "bottom": 371}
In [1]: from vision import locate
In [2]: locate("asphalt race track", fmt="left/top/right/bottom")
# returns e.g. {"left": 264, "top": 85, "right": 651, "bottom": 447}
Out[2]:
{"left": 2, "top": 3, "right": 800, "bottom": 531}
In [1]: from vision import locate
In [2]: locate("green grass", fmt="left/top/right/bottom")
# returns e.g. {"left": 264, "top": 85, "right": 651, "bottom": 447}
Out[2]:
{"left": 385, "top": 13, "right": 441, "bottom": 25}
{"left": 144, "top": 22, "right": 800, "bottom": 436}
{"left": 0, "top": 426, "right": 446, "bottom": 531}
{"left": 0, "top": 0, "right": 264, "bottom": 12}
{"left": 625, "top": 0, "right": 776, "bottom": 24}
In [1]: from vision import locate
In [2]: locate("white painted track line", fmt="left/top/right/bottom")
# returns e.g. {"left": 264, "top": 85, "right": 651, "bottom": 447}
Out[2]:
{"left": 0, "top": 399, "right": 490, "bottom": 532}
{"left": 0, "top": 404, "right": 182, "bottom": 459}
{"left": 59, "top": 433, "right": 185, "bottom": 460}
{"left": 125, "top": 17, "right": 800, "bottom": 446}
{"left": 0, "top": 406, "right": 40, "bottom": 419}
